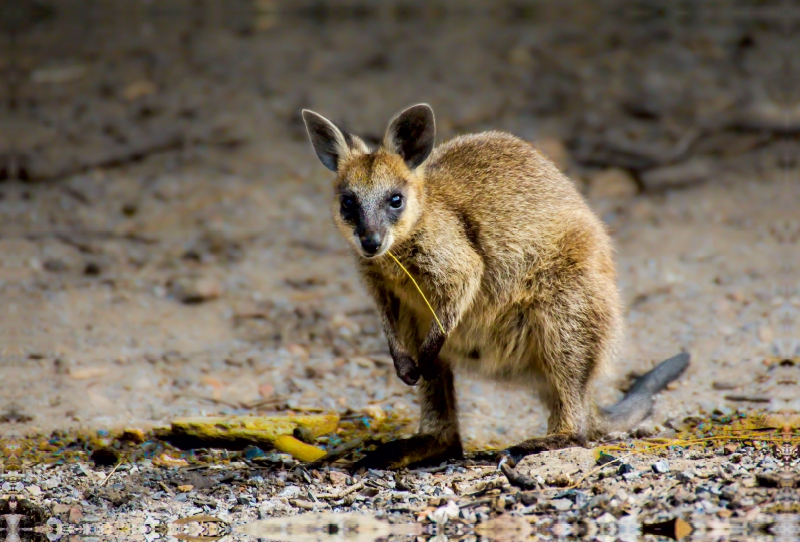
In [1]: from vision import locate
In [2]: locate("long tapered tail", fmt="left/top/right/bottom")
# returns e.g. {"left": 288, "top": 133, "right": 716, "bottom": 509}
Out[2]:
{"left": 600, "top": 351, "right": 690, "bottom": 433}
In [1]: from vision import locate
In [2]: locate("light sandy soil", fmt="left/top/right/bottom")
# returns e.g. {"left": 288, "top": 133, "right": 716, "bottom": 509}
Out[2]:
{"left": 2, "top": 1, "right": 798, "bottom": 452}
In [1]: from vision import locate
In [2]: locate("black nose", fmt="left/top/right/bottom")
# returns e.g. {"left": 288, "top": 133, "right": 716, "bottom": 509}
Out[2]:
{"left": 359, "top": 233, "right": 382, "bottom": 255}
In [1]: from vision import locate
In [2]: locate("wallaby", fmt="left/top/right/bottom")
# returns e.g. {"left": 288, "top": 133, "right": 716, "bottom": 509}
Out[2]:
{"left": 301, "top": 103, "right": 690, "bottom": 470}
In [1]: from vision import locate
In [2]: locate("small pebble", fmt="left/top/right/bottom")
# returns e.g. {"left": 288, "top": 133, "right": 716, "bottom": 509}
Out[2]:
{"left": 652, "top": 460, "right": 670, "bottom": 474}
{"left": 551, "top": 498, "right": 573, "bottom": 511}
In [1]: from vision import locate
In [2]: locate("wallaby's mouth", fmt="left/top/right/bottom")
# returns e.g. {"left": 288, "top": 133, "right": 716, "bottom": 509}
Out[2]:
{"left": 357, "top": 244, "right": 390, "bottom": 259}
{"left": 354, "top": 232, "right": 391, "bottom": 259}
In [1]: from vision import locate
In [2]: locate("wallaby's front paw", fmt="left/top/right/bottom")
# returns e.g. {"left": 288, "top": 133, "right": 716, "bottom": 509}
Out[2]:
{"left": 393, "top": 353, "right": 420, "bottom": 386}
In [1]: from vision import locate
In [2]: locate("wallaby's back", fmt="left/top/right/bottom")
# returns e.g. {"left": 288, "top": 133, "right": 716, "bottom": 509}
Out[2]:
{"left": 423, "top": 131, "right": 616, "bottom": 300}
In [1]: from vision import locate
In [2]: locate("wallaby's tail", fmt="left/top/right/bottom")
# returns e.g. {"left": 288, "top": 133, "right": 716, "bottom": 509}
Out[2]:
{"left": 601, "top": 351, "right": 690, "bottom": 433}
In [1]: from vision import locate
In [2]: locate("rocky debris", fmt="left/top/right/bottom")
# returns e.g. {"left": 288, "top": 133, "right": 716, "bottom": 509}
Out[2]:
{"left": 2, "top": 439, "right": 796, "bottom": 540}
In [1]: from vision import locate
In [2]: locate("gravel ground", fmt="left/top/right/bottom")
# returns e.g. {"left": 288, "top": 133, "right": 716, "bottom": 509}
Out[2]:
{"left": 3, "top": 415, "right": 799, "bottom": 540}
{"left": 2, "top": 1, "right": 799, "bottom": 539}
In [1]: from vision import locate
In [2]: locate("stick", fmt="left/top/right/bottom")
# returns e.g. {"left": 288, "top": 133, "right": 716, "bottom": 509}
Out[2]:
{"left": 499, "top": 462, "right": 540, "bottom": 490}
{"left": 314, "top": 481, "right": 365, "bottom": 500}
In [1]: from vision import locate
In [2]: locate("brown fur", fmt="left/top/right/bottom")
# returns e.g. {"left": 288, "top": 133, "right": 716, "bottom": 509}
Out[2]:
{"left": 302, "top": 104, "right": 684, "bottom": 470}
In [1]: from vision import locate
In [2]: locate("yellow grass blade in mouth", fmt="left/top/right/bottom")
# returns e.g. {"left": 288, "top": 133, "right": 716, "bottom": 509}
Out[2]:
{"left": 386, "top": 250, "right": 445, "bottom": 334}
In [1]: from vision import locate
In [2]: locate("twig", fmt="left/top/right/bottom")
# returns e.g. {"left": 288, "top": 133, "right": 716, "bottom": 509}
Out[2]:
{"left": 314, "top": 481, "right": 365, "bottom": 500}
{"left": 99, "top": 462, "right": 121, "bottom": 487}
{"left": 412, "top": 464, "right": 449, "bottom": 474}
{"left": 724, "top": 395, "right": 771, "bottom": 403}
{"left": 499, "top": 462, "right": 540, "bottom": 490}
{"left": 158, "top": 481, "right": 176, "bottom": 497}
{"left": 459, "top": 497, "right": 495, "bottom": 509}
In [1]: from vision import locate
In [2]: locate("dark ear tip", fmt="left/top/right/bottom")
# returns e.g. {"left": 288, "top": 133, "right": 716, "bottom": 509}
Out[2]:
{"left": 407, "top": 103, "right": 434, "bottom": 118}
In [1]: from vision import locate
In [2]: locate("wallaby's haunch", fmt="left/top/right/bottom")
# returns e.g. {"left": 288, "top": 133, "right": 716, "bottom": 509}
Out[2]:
{"left": 302, "top": 104, "right": 690, "bottom": 470}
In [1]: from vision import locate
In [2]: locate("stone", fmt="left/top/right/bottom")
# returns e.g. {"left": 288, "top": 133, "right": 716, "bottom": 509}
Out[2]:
{"left": 329, "top": 471, "right": 347, "bottom": 487}
{"left": 68, "top": 506, "right": 83, "bottom": 524}
{"left": 25, "top": 484, "right": 42, "bottom": 496}
{"left": 652, "top": 460, "right": 670, "bottom": 474}
{"left": 278, "top": 485, "right": 302, "bottom": 499}
{"left": 428, "top": 500, "right": 459, "bottom": 524}
{"left": 596, "top": 512, "right": 617, "bottom": 524}
{"left": 618, "top": 463, "right": 635, "bottom": 475}
{"left": 168, "top": 276, "right": 223, "bottom": 303}
{"left": 551, "top": 498, "right": 573, "bottom": 511}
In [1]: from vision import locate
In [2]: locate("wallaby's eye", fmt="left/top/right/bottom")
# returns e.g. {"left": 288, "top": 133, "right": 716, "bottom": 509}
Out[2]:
{"left": 340, "top": 195, "right": 356, "bottom": 212}
{"left": 389, "top": 194, "right": 404, "bottom": 210}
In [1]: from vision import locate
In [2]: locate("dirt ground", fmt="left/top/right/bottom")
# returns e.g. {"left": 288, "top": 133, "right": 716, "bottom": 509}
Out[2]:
{"left": 0, "top": 0, "right": 800, "bottom": 542}
{"left": 4, "top": 0, "right": 798, "bottom": 447}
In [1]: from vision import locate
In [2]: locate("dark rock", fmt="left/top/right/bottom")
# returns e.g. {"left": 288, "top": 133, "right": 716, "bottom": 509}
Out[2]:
{"left": 84, "top": 262, "right": 102, "bottom": 276}
{"left": 618, "top": 463, "right": 635, "bottom": 475}
{"left": 90, "top": 447, "right": 120, "bottom": 466}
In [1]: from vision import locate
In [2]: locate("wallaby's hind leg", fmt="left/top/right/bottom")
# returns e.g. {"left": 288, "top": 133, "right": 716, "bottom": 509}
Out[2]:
{"left": 499, "top": 368, "right": 593, "bottom": 467}
{"left": 500, "top": 352, "right": 692, "bottom": 467}
{"left": 501, "top": 434, "right": 588, "bottom": 467}
{"left": 352, "top": 363, "right": 463, "bottom": 471}
{"left": 499, "top": 324, "right": 603, "bottom": 467}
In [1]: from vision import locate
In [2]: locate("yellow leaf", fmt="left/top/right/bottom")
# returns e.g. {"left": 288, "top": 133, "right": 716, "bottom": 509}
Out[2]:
{"left": 273, "top": 435, "right": 326, "bottom": 462}
{"left": 162, "top": 414, "right": 339, "bottom": 445}
{"left": 153, "top": 453, "right": 189, "bottom": 468}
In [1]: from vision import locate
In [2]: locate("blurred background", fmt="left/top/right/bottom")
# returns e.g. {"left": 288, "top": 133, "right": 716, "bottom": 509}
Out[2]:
{"left": 1, "top": 0, "right": 798, "bottom": 448}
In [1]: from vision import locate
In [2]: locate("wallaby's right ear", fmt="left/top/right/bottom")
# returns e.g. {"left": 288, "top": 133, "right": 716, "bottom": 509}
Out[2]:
{"left": 302, "top": 110, "right": 355, "bottom": 172}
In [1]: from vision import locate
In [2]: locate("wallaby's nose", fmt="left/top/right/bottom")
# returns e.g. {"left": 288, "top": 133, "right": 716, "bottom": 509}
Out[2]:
{"left": 360, "top": 233, "right": 382, "bottom": 255}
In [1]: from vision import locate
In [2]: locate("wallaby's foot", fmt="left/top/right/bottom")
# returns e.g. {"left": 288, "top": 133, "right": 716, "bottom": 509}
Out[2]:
{"left": 499, "top": 433, "right": 587, "bottom": 468}
{"left": 352, "top": 434, "right": 463, "bottom": 471}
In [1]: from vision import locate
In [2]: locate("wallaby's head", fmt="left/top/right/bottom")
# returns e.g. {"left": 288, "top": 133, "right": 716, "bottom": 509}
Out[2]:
{"left": 302, "top": 104, "right": 435, "bottom": 259}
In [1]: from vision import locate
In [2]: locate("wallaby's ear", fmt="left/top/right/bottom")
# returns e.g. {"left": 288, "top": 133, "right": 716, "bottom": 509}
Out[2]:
{"left": 302, "top": 109, "right": 355, "bottom": 172}
{"left": 384, "top": 103, "right": 435, "bottom": 169}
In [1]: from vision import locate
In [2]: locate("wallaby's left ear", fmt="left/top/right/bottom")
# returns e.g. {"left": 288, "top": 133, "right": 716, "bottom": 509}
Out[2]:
{"left": 302, "top": 109, "right": 357, "bottom": 172}
{"left": 384, "top": 103, "right": 435, "bottom": 169}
